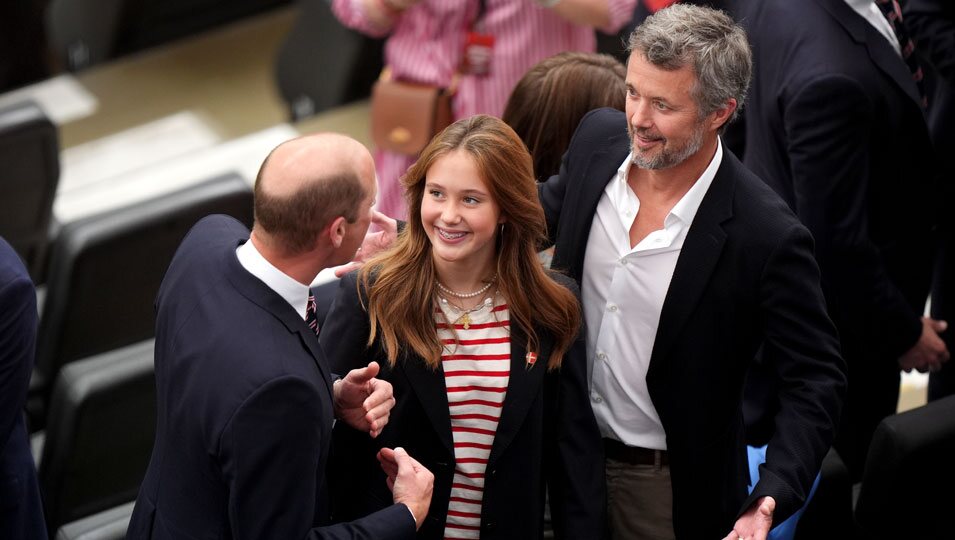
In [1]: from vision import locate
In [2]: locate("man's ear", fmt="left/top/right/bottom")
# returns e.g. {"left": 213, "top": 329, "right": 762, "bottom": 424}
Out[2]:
{"left": 327, "top": 216, "right": 347, "bottom": 249}
{"left": 710, "top": 98, "right": 738, "bottom": 131}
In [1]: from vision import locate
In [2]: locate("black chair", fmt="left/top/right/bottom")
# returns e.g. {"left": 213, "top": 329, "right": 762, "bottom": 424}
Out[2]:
{"left": 45, "top": 0, "right": 125, "bottom": 70}
{"left": 0, "top": 99, "right": 59, "bottom": 283}
{"left": 854, "top": 395, "right": 955, "bottom": 540}
{"left": 112, "top": 0, "right": 289, "bottom": 59}
{"left": 55, "top": 502, "right": 135, "bottom": 540}
{"left": 37, "top": 340, "right": 155, "bottom": 537}
{"left": 47, "top": 0, "right": 289, "bottom": 70}
{"left": 28, "top": 172, "right": 253, "bottom": 430}
{"left": 274, "top": 0, "right": 383, "bottom": 120}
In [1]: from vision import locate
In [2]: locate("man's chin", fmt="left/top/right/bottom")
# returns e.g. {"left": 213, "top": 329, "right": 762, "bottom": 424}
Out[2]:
{"left": 632, "top": 152, "right": 669, "bottom": 170}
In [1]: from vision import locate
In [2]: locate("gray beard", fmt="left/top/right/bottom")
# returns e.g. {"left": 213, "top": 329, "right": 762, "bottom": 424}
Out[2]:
{"left": 630, "top": 123, "right": 705, "bottom": 170}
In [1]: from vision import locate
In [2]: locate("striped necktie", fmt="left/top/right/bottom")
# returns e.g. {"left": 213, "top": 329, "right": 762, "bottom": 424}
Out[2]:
{"left": 305, "top": 294, "right": 320, "bottom": 336}
{"left": 874, "top": 0, "right": 928, "bottom": 107}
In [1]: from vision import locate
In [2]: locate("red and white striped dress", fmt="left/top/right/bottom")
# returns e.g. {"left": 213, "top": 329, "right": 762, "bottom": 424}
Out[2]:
{"left": 436, "top": 298, "right": 510, "bottom": 539}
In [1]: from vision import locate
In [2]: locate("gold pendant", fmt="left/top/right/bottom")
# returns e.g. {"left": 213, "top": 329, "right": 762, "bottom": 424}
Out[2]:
{"left": 457, "top": 312, "right": 471, "bottom": 330}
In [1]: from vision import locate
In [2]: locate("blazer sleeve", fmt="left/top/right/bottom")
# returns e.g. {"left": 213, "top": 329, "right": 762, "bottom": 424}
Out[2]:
{"left": 0, "top": 263, "right": 36, "bottom": 448}
{"left": 320, "top": 272, "right": 375, "bottom": 377}
{"left": 219, "top": 375, "right": 414, "bottom": 540}
{"left": 783, "top": 74, "right": 922, "bottom": 357}
{"left": 742, "top": 224, "right": 847, "bottom": 524}
{"left": 546, "top": 276, "right": 609, "bottom": 540}
{"left": 539, "top": 170, "right": 568, "bottom": 251}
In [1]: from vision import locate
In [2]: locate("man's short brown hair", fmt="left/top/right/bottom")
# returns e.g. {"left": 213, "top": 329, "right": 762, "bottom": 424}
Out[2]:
{"left": 253, "top": 165, "right": 365, "bottom": 254}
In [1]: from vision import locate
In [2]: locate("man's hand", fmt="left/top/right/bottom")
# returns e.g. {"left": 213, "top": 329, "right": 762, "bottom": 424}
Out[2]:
{"left": 333, "top": 211, "right": 398, "bottom": 277}
{"left": 379, "top": 447, "right": 434, "bottom": 531}
{"left": 722, "top": 496, "right": 775, "bottom": 540}
{"left": 333, "top": 361, "right": 395, "bottom": 437}
{"left": 899, "top": 317, "right": 950, "bottom": 373}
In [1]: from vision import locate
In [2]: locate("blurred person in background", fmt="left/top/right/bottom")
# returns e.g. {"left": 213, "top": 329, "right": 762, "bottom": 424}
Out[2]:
{"left": 735, "top": 0, "right": 948, "bottom": 482}
{"left": 503, "top": 51, "right": 626, "bottom": 180}
{"left": 331, "top": 0, "right": 638, "bottom": 219}
{"left": 903, "top": 0, "right": 955, "bottom": 402}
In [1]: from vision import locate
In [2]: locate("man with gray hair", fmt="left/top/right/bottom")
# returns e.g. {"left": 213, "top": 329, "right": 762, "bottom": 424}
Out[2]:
{"left": 538, "top": 5, "right": 846, "bottom": 539}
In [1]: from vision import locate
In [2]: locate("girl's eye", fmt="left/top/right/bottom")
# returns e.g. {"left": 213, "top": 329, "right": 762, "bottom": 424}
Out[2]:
{"left": 464, "top": 196, "right": 479, "bottom": 204}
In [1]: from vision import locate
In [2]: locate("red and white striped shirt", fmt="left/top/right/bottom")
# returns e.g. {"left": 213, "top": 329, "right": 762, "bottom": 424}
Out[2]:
{"left": 436, "top": 299, "right": 510, "bottom": 539}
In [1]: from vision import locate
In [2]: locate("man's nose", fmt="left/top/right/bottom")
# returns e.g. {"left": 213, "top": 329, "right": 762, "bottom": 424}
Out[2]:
{"left": 630, "top": 101, "right": 653, "bottom": 129}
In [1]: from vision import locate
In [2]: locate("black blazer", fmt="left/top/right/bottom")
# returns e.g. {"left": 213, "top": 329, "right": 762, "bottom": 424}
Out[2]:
{"left": 905, "top": 0, "right": 955, "bottom": 399}
{"left": 735, "top": 0, "right": 939, "bottom": 470}
{"left": 322, "top": 271, "right": 606, "bottom": 540}
{"left": 539, "top": 108, "right": 846, "bottom": 538}
{"left": 738, "top": 0, "right": 937, "bottom": 363}
{"left": 126, "top": 215, "right": 414, "bottom": 540}
{"left": 0, "top": 237, "right": 46, "bottom": 539}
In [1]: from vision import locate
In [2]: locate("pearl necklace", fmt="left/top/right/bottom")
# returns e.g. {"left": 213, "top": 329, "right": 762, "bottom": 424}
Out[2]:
{"left": 435, "top": 274, "right": 497, "bottom": 298}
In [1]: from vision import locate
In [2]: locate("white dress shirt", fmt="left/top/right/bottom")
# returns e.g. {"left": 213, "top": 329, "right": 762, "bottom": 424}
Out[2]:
{"left": 845, "top": 0, "right": 902, "bottom": 57}
{"left": 582, "top": 139, "right": 723, "bottom": 450}
{"left": 236, "top": 239, "right": 310, "bottom": 320}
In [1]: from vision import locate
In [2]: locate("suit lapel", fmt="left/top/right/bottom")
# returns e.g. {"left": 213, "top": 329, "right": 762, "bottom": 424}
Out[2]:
{"left": 224, "top": 239, "right": 334, "bottom": 394}
{"left": 487, "top": 324, "right": 549, "bottom": 467}
{"left": 817, "top": 0, "right": 922, "bottom": 106}
{"left": 557, "top": 131, "right": 631, "bottom": 279}
{"left": 648, "top": 155, "right": 735, "bottom": 377}
{"left": 399, "top": 354, "right": 455, "bottom": 457}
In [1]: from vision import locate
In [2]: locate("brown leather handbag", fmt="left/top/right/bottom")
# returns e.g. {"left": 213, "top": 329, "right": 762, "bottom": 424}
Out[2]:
{"left": 370, "top": 68, "right": 454, "bottom": 156}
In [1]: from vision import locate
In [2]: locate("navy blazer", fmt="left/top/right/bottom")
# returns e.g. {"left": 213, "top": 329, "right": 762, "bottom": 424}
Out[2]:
{"left": 127, "top": 216, "right": 414, "bottom": 540}
{"left": 322, "top": 271, "right": 606, "bottom": 540}
{"left": 905, "top": 0, "right": 955, "bottom": 400}
{"left": 0, "top": 237, "right": 46, "bottom": 539}
{"left": 735, "top": 0, "right": 939, "bottom": 474}
{"left": 539, "top": 108, "right": 846, "bottom": 538}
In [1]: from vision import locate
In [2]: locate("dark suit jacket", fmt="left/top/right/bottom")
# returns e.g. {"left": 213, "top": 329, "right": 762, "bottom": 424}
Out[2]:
{"left": 905, "top": 0, "right": 955, "bottom": 400}
{"left": 539, "top": 108, "right": 846, "bottom": 538}
{"left": 0, "top": 237, "right": 46, "bottom": 539}
{"left": 322, "top": 272, "right": 606, "bottom": 540}
{"left": 126, "top": 215, "right": 414, "bottom": 540}
{"left": 736, "top": 0, "right": 939, "bottom": 473}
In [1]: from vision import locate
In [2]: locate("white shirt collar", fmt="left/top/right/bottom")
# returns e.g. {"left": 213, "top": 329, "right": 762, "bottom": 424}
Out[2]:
{"left": 844, "top": 0, "right": 902, "bottom": 56}
{"left": 612, "top": 136, "right": 723, "bottom": 230}
{"left": 236, "top": 239, "right": 310, "bottom": 320}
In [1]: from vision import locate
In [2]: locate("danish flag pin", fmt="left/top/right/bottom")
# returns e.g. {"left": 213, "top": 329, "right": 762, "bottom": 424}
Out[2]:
{"left": 525, "top": 351, "right": 538, "bottom": 368}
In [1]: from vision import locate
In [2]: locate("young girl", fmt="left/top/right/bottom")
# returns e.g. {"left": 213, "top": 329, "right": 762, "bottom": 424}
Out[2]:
{"left": 322, "top": 115, "right": 605, "bottom": 539}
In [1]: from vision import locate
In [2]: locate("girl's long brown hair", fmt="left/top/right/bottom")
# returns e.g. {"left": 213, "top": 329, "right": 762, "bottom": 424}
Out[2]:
{"left": 359, "top": 115, "right": 580, "bottom": 370}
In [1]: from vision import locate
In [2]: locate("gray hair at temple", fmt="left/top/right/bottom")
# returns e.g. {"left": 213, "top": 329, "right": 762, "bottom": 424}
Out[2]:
{"left": 627, "top": 4, "right": 752, "bottom": 127}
